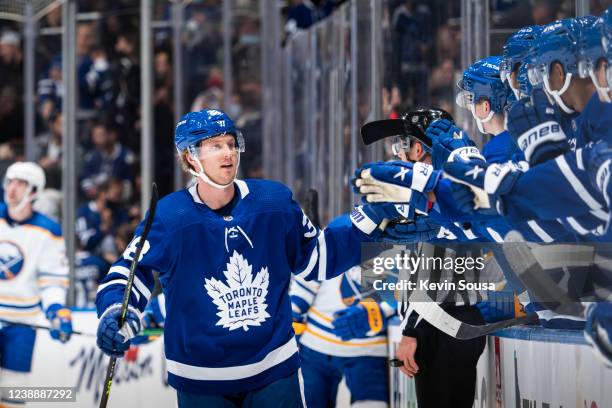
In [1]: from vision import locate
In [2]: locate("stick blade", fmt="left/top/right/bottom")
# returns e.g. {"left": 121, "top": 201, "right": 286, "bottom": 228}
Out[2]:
{"left": 360, "top": 119, "right": 405, "bottom": 145}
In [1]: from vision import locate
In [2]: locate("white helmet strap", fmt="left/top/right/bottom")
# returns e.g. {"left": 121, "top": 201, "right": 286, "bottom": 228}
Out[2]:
{"left": 470, "top": 103, "right": 495, "bottom": 134}
{"left": 188, "top": 152, "right": 241, "bottom": 190}
{"left": 543, "top": 71, "right": 575, "bottom": 114}
{"left": 588, "top": 70, "right": 612, "bottom": 103}
{"left": 4, "top": 183, "right": 35, "bottom": 214}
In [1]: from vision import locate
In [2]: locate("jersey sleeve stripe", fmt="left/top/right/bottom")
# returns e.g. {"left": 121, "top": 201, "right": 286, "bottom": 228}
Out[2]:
{"left": 555, "top": 155, "right": 602, "bottom": 211}
{"left": 108, "top": 265, "right": 152, "bottom": 300}
{"left": 97, "top": 279, "right": 141, "bottom": 303}
{"left": 527, "top": 220, "right": 554, "bottom": 243}
{"left": 316, "top": 233, "right": 328, "bottom": 281}
{"left": 295, "top": 247, "right": 318, "bottom": 279}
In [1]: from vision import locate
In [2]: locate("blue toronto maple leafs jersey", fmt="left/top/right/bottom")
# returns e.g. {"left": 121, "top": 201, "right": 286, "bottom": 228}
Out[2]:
{"left": 95, "top": 179, "right": 363, "bottom": 395}
{"left": 500, "top": 145, "right": 608, "bottom": 240}
{"left": 576, "top": 92, "right": 612, "bottom": 145}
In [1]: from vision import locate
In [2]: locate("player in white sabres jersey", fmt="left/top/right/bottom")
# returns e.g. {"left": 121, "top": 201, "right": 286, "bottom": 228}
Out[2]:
{"left": 95, "top": 109, "right": 378, "bottom": 408}
{"left": 0, "top": 162, "right": 72, "bottom": 407}
{"left": 291, "top": 266, "right": 395, "bottom": 408}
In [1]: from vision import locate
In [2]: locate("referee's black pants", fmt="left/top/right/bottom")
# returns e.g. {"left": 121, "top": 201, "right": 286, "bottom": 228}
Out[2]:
{"left": 411, "top": 305, "right": 486, "bottom": 408}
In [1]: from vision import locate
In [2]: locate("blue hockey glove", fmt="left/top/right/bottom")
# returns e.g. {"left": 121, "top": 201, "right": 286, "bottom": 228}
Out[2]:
{"left": 426, "top": 119, "right": 482, "bottom": 170}
{"left": 380, "top": 216, "right": 440, "bottom": 244}
{"left": 443, "top": 159, "right": 526, "bottom": 213}
{"left": 46, "top": 304, "right": 73, "bottom": 343}
{"left": 475, "top": 290, "right": 515, "bottom": 323}
{"left": 507, "top": 89, "right": 568, "bottom": 165}
{"left": 585, "top": 302, "right": 612, "bottom": 367}
{"left": 350, "top": 202, "right": 409, "bottom": 237}
{"left": 97, "top": 303, "right": 143, "bottom": 358}
{"left": 332, "top": 302, "right": 385, "bottom": 340}
{"left": 353, "top": 161, "right": 441, "bottom": 204}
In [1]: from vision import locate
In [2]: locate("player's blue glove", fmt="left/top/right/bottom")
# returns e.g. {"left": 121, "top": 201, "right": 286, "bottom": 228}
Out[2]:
{"left": 332, "top": 302, "right": 385, "bottom": 340}
{"left": 46, "top": 304, "right": 73, "bottom": 343}
{"left": 349, "top": 202, "right": 409, "bottom": 237}
{"left": 443, "top": 159, "right": 526, "bottom": 213}
{"left": 507, "top": 89, "right": 568, "bottom": 165}
{"left": 426, "top": 119, "right": 482, "bottom": 170}
{"left": 475, "top": 290, "right": 515, "bottom": 323}
{"left": 584, "top": 302, "right": 612, "bottom": 367}
{"left": 586, "top": 141, "right": 612, "bottom": 208}
{"left": 380, "top": 216, "right": 440, "bottom": 243}
{"left": 97, "top": 303, "right": 143, "bottom": 358}
{"left": 353, "top": 161, "right": 441, "bottom": 204}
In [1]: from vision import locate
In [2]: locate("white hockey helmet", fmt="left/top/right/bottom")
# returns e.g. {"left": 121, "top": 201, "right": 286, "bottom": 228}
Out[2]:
{"left": 3, "top": 162, "right": 46, "bottom": 211}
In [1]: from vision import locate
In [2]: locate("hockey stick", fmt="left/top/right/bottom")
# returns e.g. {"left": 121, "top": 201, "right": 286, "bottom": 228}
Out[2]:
{"left": 0, "top": 319, "right": 95, "bottom": 337}
{"left": 372, "top": 268, "right": 536, "bottom": 341}
{"left": 99, "top": 183, "right": 158, "bottom": 408}
{"left": 502, "top": 231, "right": 586, "bottom": 317}
{"left": 361, "top": 119, "right": 406, "bottom": 145}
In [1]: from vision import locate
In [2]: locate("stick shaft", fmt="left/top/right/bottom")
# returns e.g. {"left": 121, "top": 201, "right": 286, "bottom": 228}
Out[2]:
{"left": 99, "top": 184, "right": 158, "bottom": 408}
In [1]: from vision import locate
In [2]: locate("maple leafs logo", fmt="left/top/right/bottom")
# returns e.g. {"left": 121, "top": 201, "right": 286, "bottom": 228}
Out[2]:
{"left": 204, "top": 251, "right": 270, "bottom": 331}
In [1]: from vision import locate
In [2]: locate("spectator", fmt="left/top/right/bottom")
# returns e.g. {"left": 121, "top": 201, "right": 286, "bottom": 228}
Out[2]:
{"left": 285, "top": 0, "right": 335, "bottom": 36}
{"left": 80, "top": 121, "right": 134, "bottom": 199}
{"left": 392, "top": 0, "right": 431, "bottom": 105}
{"left": 76, "top": 177, "right": 129, "bottom": 254}
{"left": 109, "top": 33, "right": 140, "bottom": 148}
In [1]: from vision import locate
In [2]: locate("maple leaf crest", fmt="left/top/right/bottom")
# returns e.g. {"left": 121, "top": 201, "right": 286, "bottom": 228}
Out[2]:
{"left": 204, "top": 251, "right": 270, "bottom": 331}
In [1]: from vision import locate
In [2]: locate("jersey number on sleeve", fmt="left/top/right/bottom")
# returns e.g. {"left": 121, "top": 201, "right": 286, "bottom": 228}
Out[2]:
{"left": 122, "top": 236, "right": 151, "bottom": 262}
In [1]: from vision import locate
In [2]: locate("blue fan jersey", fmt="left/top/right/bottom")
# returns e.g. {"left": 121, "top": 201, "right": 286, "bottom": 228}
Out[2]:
{"left": 95, "top": 179, "right": 363, "bottom": 395}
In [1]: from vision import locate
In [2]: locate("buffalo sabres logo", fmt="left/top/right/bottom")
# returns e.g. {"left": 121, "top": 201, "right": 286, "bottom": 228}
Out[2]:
{"left": 204, "top": 251, "right": 270, "bottom": 331}
{"left": 0, "top": 240, "right": 24, "bottom": 280}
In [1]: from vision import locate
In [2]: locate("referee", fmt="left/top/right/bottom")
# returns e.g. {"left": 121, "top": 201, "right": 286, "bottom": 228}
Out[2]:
{"left": 395, "top": 243, "right": 486, "bottom": 408}
{"left": 362, "top": 108, "right": 487, "bottom": 408}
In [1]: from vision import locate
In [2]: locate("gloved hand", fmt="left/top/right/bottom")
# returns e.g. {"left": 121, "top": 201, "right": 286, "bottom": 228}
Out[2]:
{"left": 353, "top": 161, "right": 441, "bottom": 204}
{"left": 475, "top": 290, "right": 515, "bottom": 323}
{"left": 332, "top": 302, "right": 385, "bottom": 341}
{"left": 507, "top": 89, "right": 568, "bottom": 165}
{"left": 380, "top": 216, "right": 440, "bottom": 244}
{"left": 97, "top": 303, "right": 143, "bottom": 358}
{"left": 46, "top": 304, "right": 73, "bottom": 343}
{"left": 426, "top": 119, "right": 481, "bottom": 170}
{"left": 584, "top": 302, "right": 612, "bottom": 367}
{"left": 350, "top": 202, "right": 409, "bottom": 237}
{"left": 443, "top": 159, "right": 527, "bottom": 213}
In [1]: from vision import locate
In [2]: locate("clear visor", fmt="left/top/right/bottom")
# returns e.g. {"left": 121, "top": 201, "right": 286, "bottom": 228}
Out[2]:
{"left": 391, "top": 136, "right": 410, "bottom": 156}
{"left": 500, "top": 60, "right": 511, "bottom": 83}
{"left": 527, "top": 64, "right": 546, "bottom": 86}
{"left": 578, "top": 58, "right": 594, "bottom": 79}
{"left": 188, "top": 131, "right": 245, "bottom": 159}
{"left": 456, "top": 89, "right": 475, "bottom": 109}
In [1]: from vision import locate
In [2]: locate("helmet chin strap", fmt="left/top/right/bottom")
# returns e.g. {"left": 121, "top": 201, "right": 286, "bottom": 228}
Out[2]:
{"left": 470, "top": 104, "right": 495, "bottom": 134}
{"left": 509, "top": 82, "right": 521, "bottom": 100}
{"left": 589, "top": 70, "right": 612, "bottom": 103}
{"left": 189, "top": 153, "right": 241, "bottom": 190}
{"left": 543, "top": 72, "right": 575, "bottom": 114}
{"left": 4, "top": 185, "right": 35, "bottom": 214}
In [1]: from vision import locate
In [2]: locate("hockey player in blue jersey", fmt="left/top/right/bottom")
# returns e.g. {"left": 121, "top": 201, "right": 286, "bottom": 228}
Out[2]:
{"left": 0, "top": 162, "right": 73, "bottom": 406}
{"left": 94, "top": 108, "right": 395, "bottom": 407}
